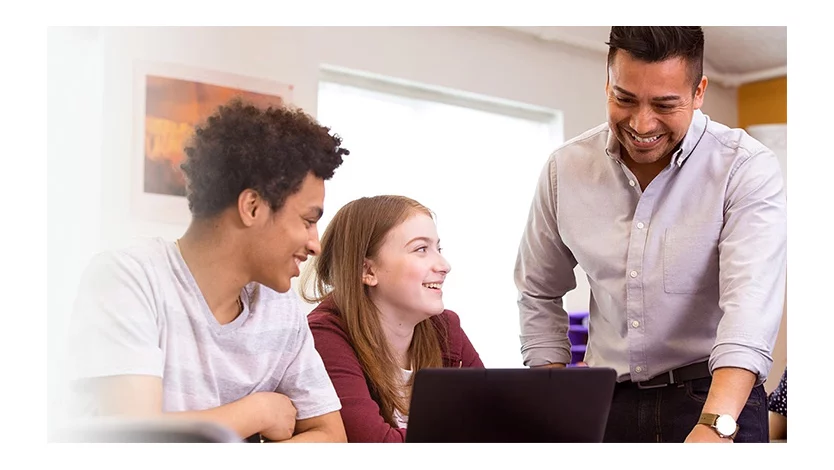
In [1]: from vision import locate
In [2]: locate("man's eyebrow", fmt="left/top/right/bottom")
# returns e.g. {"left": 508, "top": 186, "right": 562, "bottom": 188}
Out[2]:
{"left": 612, "top": 86, "right": 636, "bottom": 97}
{"left": 306, "top": 207, "right": 323, "bottom": 220}
{"left": 612, "top": 86, "right": 681, "bottom": 102}
{"left": 652, "top": 95, "right": 681, "bottom": 102}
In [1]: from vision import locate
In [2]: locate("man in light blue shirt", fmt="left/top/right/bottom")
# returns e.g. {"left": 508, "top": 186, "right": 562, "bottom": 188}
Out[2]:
{"left": 515, "top": 27, "right": 786, "bottom": 443}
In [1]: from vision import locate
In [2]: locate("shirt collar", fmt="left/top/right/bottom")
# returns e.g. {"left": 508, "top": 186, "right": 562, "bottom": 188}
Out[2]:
{"left": 673, "top": 109, "right": 710, "bottom": 167}
{"left": 604, "top": 109, "right": 710, "bottom": 167}
{"left": 605, "top": 126, "right": 621, "bottom": 161}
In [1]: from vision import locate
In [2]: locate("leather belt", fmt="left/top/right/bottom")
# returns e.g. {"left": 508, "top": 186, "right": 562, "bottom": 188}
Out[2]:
{"left": 622, "top": 360, "right": 711, "bottom": 390}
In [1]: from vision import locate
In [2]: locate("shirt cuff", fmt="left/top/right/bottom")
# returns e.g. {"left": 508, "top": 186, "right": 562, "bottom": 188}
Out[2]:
{"left": 520, "top": 337, "right": 572, "bottom": 367}
{"left": 709, "top": 343, "right": 771, "bottom": 386}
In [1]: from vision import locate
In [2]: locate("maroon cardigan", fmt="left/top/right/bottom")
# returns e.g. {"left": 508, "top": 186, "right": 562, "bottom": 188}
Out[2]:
{"left": 308, "top": 298, "right": 484, "bottom": 443}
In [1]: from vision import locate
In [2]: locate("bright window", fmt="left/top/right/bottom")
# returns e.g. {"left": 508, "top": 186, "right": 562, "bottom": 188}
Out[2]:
{"left": 315, "top": 69, "right": 563, "bottom": 367}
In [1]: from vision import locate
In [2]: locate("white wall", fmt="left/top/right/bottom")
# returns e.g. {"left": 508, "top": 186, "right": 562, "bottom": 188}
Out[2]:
{"left": 48, "top": 26, "right": 104, "bottom": 432}
{"left": 93, "top": 25, "right": 739, "bottom": 303}
{"left": 48, "top": 26, "right": 739, "bottom": 426}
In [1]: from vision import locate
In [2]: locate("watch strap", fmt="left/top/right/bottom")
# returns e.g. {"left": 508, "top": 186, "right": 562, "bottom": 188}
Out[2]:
{"left": 697, "top": 412, "right": 718, "bottom": 427}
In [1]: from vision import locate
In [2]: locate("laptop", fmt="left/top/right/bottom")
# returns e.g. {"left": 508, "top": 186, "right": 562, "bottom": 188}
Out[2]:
{"left": 405, "top": 367, "right": 617, "bottom": 443}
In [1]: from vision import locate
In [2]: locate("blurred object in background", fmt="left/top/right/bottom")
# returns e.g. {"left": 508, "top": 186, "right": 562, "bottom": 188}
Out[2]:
{"left": 568, "top": 311, "right": 589, "bottom": 366}
{"left": 50, "top": 416, "right": 242, "bottom": 443}
{"left": 767, "top": 367, "right": 787, "bottom": 442}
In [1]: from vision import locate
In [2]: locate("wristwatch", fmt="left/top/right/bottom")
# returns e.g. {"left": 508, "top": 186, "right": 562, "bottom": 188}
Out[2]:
{"left": 698, "top": 413, "right": 739, "bottom": 440}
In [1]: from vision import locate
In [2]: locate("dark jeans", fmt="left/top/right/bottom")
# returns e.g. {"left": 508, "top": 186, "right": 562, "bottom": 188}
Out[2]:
{"left": 603, "top": 376, "right": 769, "bottom": 442}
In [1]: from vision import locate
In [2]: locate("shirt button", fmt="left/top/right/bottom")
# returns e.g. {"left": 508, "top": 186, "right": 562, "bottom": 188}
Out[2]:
{"left": 629, "top": 180, "right": 636, "bottom": 187}
{"left": 629, "top": 270, "right": 638, "bottom": 278}
{"left": 635, "top": 366, "right": 643, "bottom": 373}
{"left": 631, "top": 320, "right": 640, "bottom": 328}
{"left": 636, "top": 222, "right": 645, "bottom": 229}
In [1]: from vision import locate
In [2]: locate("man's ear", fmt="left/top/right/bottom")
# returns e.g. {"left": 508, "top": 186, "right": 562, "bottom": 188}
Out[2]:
{"left": 237, "top": 189, "right": 264, "bottom": 227}
{"left": 362, "top": 259, "right": 378, "bottom": 287}
{"left": 693, "top": 75, "right": 708, "bottom": 110}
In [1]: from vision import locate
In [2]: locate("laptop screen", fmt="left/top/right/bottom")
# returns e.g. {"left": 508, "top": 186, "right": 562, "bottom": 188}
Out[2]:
{"left": 406, "top": 367, "right": 617, "bottom": 443}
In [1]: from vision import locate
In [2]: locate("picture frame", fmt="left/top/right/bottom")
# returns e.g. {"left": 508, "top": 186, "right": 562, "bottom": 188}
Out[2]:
{"left": 131, "top": 60, "right": 294, "bottom": 225}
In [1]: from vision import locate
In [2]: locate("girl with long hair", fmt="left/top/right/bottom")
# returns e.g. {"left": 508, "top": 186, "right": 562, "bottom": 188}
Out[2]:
{"left": 303, "top": 195, "right": 483, "bottom": 442}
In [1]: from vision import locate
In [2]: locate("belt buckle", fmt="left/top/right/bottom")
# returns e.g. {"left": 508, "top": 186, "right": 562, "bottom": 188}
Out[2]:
{"left": 636, "top": 370, "right": 675, "bottom": 390}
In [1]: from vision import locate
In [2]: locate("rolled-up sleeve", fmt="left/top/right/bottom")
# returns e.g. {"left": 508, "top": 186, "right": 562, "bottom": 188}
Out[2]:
{"left": 515, "top": 156, "right": 577, "bottom": 367}
{"left": 711, "top": 149, "right": 787, "bottom": 385}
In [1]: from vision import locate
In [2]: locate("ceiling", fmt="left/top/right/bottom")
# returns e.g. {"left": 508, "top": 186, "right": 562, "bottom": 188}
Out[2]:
{"left": 499, "top": 26, "right": 787, "bottom": 87}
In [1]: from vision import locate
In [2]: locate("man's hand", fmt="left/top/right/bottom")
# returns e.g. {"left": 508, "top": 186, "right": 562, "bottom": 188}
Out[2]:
{"left": 253, "top": 392, "right": 298, "bottom": 441}
{"left": 685, "top": 424, "right": 732, "bottom": 443}
{"left": 280, "top": 411, "right": 347, "bottom": 443}
{"left": 685, "top": 367, "right": 756, "bottom": 443}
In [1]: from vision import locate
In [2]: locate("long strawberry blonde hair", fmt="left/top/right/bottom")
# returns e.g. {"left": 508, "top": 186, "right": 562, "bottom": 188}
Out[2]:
{"left": 302, "top": 195, "right": 446, "bottom": 426}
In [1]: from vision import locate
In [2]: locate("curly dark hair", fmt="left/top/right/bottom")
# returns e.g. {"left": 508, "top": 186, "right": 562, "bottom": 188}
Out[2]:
{"left": 607, "top": 26, "right": 705, "bottom": 93}
{"left": 180, "top": 98, "right": 349, "bottom": 218}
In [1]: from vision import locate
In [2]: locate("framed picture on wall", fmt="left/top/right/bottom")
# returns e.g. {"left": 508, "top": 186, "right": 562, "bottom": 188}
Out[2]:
{"left": 132, "top": 60, "right": 294, "bottom": 225}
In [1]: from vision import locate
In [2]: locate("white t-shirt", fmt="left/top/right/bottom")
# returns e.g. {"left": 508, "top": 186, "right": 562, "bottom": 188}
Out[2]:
{"left": 67, "top": 237, "right": 340, "bottom": 421}
{"left": 392, "top": 368, "right": 413, "bottom": 429}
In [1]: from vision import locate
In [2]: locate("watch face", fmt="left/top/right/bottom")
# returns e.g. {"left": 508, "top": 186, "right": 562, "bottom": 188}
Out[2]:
{"left": 715, "top": 415, "right": 736, "bottom": 436}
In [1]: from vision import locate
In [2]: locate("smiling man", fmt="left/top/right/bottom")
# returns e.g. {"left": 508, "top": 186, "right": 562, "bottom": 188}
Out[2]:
{"left": 515, "top": 27, "right": 786, "bottom": 443}
{"left": 67, "top": 99, "right": 350, "bottom": 442}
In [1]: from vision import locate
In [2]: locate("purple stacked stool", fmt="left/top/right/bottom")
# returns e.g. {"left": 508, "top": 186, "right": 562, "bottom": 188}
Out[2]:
{"left": 568, "top": 311, "right": 589, "bottom": 366}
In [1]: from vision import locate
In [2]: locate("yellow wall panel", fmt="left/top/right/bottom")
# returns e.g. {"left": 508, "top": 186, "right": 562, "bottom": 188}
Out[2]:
{"left": 737, "top": 76, "right": 787, "bottom": 129}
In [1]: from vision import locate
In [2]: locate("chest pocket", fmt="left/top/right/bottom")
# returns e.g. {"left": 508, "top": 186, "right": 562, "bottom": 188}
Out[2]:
{"left": 663, "top": 222, "right": 722, "bottom": 294}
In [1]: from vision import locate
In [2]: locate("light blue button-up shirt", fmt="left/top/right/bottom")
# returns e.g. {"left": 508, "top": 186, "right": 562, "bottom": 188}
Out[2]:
{"left": 515, "top": 110, "right": 787, "bottom": 385}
